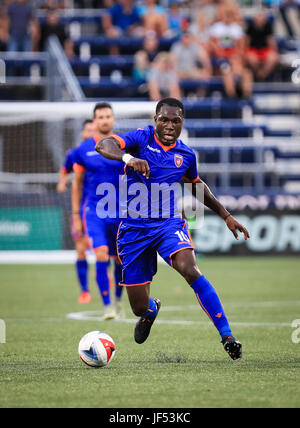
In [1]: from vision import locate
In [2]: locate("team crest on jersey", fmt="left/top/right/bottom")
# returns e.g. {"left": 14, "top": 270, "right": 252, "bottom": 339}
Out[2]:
{"left": 174, "top": 154, "right": 183, "bottom": 168}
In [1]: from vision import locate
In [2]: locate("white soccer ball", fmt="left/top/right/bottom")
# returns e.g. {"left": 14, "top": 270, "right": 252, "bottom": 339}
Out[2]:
{"left": 78, "top": 331, "right": 116, "bottom": 368}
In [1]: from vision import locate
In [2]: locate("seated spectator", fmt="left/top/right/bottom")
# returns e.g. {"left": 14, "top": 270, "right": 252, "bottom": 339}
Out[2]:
{"left": 37, "top": 8, "right": 68, "bottom": 51}
{"left": 246, "top": 11, "right": 279, "bottom": 81}
{"left": 102, "top": 0, "right": 143, "bottom": 38}
{"left": 170, "top": 30, "right": 212, "bottom": 80}
{"left": 279, "top": 0, "right": 300, "bottom": 39}
{"left": 165, "top": 0, "right": 189, "bottom": 38}
{"left": 138, "top": 0, "right": 169, "bottom": 37}
{"left": 189, "top": 12, "right": 211, "bottom": 48}
{"left": 0, "top": 6, "right": 9, "bottom": 51}
{"left": 133, "top": 49, "right": 150, "bottom": 83}
{"left": 147, "top": 51, "right": 181, "bottom": 101}
{"left": 143, "top": 30, "right": 160, "bottom": 62}
{"left": 7, "top": 0, "right": 35, "bottom": 52}
{"left": 208, "top": 7, "right": 252, "bottom": 98}
{"left": 216, "top": 0, "right": 242, "bottom": 25}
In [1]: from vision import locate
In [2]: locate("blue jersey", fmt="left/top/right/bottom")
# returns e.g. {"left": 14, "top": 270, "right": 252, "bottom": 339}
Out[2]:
{"left": 116, "top": 126, "right": 199, "bottom": 222}
{"left": 73, "top": 136, "right": 124, "bottom": 217}
{"left": 62, "top": 148, "right": 88, "bottom": 208}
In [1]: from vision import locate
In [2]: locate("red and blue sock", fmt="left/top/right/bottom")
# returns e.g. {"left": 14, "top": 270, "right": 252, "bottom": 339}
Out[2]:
{"left": 191, "top": 275, "right": 233, "bottom": 338}
{"left": 76, "top": 259, "right": 89, "bottom": 292}
{"left": 96, "top": 261, "right": 111, "bottom": 306}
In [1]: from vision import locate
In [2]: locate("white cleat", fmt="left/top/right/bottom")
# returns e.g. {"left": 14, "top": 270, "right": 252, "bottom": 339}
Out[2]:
{"left": 103, "top": 304, "right": 117, "bottom": 320}
{"left": 115, "top": 298, "right": 125, "bottom": 319}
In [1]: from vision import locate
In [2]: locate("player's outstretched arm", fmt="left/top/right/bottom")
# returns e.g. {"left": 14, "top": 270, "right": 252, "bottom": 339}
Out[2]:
{"left": 191, "top": 177, "right": 250, "bottom": 241}
{"left": 96, "top": 137, "right": 150, "bottom": 179}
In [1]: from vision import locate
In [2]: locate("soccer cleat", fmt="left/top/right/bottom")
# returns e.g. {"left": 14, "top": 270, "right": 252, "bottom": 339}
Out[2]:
{"left": 115, "top": 298, "right": 125, "bottom": 319}
{"left": 221, "top": 335, "right": 242, "bottom": 361}
{"left": 103, "top": 304, "right": 117, "bottom": 320}
{"left": 134, "top": 298, "right": 161, "bottom": 344}
{"left": 78, "top": 291, "right": 92, "bottom": 304}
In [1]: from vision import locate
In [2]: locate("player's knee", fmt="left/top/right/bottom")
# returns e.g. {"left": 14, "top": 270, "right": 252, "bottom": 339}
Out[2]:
{"left": 174, "top": 259, "right": 201, "bottom": 284}
{"left": 95, "top": 246, "right": 109, "bottom": 262}
{"left": 131, "top": 303, "right": 148, "bottom": 317}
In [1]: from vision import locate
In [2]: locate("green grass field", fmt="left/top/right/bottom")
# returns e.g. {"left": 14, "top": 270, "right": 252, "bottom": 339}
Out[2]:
{"left": 0, "top": 257, "right": 300, "bottom": 408}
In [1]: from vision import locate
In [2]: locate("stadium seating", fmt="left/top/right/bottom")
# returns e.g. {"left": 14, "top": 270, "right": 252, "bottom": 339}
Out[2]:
{"left": 0, "top": 6, "right": 299, "bottom": 194}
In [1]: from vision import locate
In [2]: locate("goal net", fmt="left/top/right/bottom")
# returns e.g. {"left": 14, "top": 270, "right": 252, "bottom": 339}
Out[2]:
{"left": 0, "top": 101, "right": 156, "bottom": 252}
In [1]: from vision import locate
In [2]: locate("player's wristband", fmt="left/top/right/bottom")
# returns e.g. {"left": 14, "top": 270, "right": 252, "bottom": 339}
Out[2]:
{"left": 224, "top": 214, "right": 232, "bottom": 221}
{"left": 122, "top": 154, "right": 134, "bottom": 165}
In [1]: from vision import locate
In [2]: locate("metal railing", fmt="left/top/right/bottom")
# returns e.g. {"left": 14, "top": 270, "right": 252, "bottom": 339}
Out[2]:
{"left": 46, "top": 35, "right": 85, "bottom": 102}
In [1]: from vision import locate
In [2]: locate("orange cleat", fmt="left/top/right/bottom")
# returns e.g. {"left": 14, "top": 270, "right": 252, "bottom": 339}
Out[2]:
{"left": 78, "top": 291, "right": 92, "bottom": 304}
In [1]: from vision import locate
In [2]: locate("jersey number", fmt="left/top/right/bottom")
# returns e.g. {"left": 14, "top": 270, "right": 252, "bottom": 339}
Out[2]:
{"left": 175, "top": 231, "right": 190, "bottom": 243}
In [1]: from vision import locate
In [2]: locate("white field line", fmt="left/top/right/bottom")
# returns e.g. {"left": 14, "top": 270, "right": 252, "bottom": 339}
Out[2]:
{"left": 3, "top": 301, "right": 299, "bottom": 327}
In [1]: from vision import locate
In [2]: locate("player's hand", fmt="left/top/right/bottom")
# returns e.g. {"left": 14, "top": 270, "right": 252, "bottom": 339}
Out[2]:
{"left": 225, "top": 215, "right": 250, "bottom": 241}
{"left": 73, "top": 214, "right": 83, "bottom": 237}
{"left": 57, "top": 181, "right": 67, "bottom": 193}
{"left": 127, "top": 158, "right": 150, "bottom": 179}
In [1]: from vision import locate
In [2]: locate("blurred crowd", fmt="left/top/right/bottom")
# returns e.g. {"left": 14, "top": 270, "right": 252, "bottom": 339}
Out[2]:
{"left": 0, "top": 0, "right": 299, "bottom": 100}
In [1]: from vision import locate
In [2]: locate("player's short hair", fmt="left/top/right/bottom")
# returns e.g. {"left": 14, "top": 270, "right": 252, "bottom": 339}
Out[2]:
{"left": 82, "top": 119, "right": 93, "bottom": 128}
{"left": 156, "top": 98, "right": 185, "bottom": 116}
{"left": 93, "top": 102, "right": 113, "bottom": 118}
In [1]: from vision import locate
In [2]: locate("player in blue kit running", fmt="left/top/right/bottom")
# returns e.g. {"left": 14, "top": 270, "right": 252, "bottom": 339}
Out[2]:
{"left": 95, "top": 98, "right": 250, "bottom": 360}
{"left": 72, "top": 103, "right": 125, "bottom": 319}
{"left": 57, "top": 119, "right": 95, "bottom": 304}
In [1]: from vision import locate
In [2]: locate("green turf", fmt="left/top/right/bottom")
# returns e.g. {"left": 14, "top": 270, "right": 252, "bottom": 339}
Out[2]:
{"left": 0, "top": 257, "right": 300, "bottom": 408}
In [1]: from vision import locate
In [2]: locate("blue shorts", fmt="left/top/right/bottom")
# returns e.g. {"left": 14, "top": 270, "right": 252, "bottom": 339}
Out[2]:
{"left": 85, "top": 205, "right": 120, "bottom": 257}
{"left": 117, "top": 218, "right": 195, "bottom": 286}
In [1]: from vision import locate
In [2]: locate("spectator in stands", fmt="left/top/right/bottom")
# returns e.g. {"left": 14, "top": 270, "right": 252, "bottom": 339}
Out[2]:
{"left": 245, "top": 11, "right": 279, "bottom": 82}
{"left": 170, "top": 30, "right": 212, "bottom": 80}
{"left": 102, "top": 0, "right": 143, "bottom": 38}
{"left": 102, "top": 0, "right": 143, "bottom": 54}
{"left": 138, "top": 0, "right": 169, "bottom": 37}
{"left": 279, "top": 0, "right": 300, "bottom": 39}
{"left": 37, "top": 8, "right": 68, "bottom": 52}
{"left": 7, "top": 0, "right": 35, "bottom": 52}
{"left": 147, "top": 51, "right": 181, "bottom": 101}
{"left": 0, "top": 6, "right": 9, "bottom": 51}
{"left": 133, "top": 49, "right": 150, "bottom": 84}
{"left": 189, "top": 11, "right": 211, "bottom": 48}
{"left": 216, "top": 0, "right": 243, "bottom": 25}
{"left": 208, "top": 7, "right": 253, "bottom": 98}
{"left": 165, "top": 0, "right": 189, "bottom": 38}
{"left": 143, "top": 30, "right": 160, "bottom": 62}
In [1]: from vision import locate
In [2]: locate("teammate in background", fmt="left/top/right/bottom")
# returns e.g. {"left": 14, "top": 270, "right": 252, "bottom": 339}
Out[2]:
{"left": 96, "top": 98, "right": 250, "bottom": 360}
{"left": 57, "top": 119, "right": 96, "bottom": 304}
{"left": 72, "top": 103, "right": 125, "bottom": 320}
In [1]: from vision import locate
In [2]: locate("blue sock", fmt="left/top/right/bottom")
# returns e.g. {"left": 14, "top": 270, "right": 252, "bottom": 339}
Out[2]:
{"left": 142, "top": 298, "right": 158, "bottom": 318}
{"left": 96, "top": 261, "right": 111, "bottom": 306}
{"left": 76, "top": 260, "right": 89, "bottom": 292}
{"left": 114, "top": 262, "right": 123, "bottom": 299}
{"left": 191, "top": 275, "right": 233, "bottom": 339}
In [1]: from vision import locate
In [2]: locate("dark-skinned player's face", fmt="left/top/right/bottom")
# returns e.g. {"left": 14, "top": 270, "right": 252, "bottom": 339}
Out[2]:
{"left": 154, "top": 105, "right": 184, "bottom": 146}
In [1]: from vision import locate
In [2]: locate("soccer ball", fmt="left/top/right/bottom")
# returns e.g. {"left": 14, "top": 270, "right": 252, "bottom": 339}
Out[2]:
{"left": 78, "top": 331, "right": 116, "bottom": 368}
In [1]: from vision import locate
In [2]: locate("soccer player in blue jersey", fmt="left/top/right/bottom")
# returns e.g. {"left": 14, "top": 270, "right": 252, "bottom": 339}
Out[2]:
{"left": 57, "top": 119, "right": 95, "bottom": 304}
{"left": 95, "top": 98, "right": 250, "bottom": 360}
{"left": 72, "top": 103, "right": 125, "bottom": 320}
